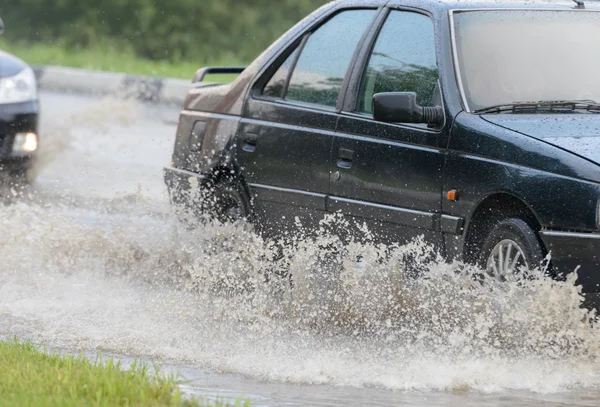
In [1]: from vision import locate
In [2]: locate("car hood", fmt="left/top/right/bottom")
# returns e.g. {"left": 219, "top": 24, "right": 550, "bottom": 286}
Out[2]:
{"left": 482, "top": 114, "right": 600, "bottom": 166}
{"left": 0, "top": 50, "right": 28, "bottom": 78}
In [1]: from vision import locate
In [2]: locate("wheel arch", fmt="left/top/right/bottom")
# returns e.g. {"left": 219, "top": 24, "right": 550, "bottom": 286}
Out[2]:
{"left": 462, "top": 191, "right": 547, "bottom": 264}
{"left": 206, "top": 164, "right": 255, "bottom": 208}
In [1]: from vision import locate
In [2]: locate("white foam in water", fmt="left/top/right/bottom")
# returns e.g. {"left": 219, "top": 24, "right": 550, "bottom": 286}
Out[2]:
{"left": 2, "top": 201, "right": 600, "bottom": 394}
{"left": 2, "top": 93, "right": 600, "bottom": 401}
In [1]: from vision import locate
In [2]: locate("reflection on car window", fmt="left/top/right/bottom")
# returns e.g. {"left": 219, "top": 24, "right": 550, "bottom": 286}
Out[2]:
{"left": 357, "top": 11, "right": 438, "bottom": 114}
{"left": 263, "top": 47, "right": 300, "bottom": 98}
{"left": 285, "top": 9, "right": 376, "bottom": 108}
{"left": 454, "top": 11, "right": 600, "bottom": 111}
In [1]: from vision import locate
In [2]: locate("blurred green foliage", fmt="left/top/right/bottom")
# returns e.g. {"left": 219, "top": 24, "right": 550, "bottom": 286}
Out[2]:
{"left": 0, "top": 0, "right": 329, "bottom": 64}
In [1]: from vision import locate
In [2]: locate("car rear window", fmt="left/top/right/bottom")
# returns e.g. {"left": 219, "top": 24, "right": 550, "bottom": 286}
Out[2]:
{"left": 262, "top": 9, "right": 376, "bottom": 108}
{"left": 263, "top": 48, "right": 300, "bottom": 98}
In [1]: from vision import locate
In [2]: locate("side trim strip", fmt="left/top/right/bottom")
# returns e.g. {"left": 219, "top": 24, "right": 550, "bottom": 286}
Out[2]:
{"left": 441, "top": 215, "right": 465, "bottom": 235}
{"left": 328, "top": 196, "right": 436, "bottom": 230}
{"left": 164, "top": 166, "right": 207, "bottom": 180}
{"left": 249, "top": 183, "right": 327, "bottom": 211}
{"left": 247, "top": 184, "right": 466, "bottom": 234}
{"left": 181, "top": 110, "right": 240, "bottom": 120}
{"left": 541, "top": 230, "right": 600, "bottom": 240}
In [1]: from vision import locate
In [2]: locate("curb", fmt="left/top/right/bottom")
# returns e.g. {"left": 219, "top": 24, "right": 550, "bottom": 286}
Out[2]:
{"left": 33, "top": 65, "right": 191, "bottom": 106}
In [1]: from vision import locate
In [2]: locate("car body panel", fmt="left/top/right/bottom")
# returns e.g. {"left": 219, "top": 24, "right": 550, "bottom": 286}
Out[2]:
{"left": 171, "top": 110, "right": 240, "bottom": 174}
{"left": 237, "top": 99, "right": 337, "bottom": 233}
{"left": 481, "top": 114, "right": 600, "bottom": 168}
{"left": 331, "top": 113, "right": 446, "bottom": 246}
{"left": 444, "top": 112, "right": 600, "bottom": 232}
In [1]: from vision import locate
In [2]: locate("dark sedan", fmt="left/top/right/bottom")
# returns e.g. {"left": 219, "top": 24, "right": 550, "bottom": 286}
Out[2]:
{"left": 0, "top": 17, "right": 39, "bottom": 186}
{"left": 164, "top": 0, "right": 600, "bottom": 303}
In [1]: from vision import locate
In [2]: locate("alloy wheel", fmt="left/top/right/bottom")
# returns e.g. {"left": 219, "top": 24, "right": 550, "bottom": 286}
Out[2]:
{"left": 485, "top": 239, "right": 529, "bottom": 281}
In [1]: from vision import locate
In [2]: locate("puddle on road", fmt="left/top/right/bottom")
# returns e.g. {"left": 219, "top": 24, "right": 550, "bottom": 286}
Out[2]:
{"left": 1, "top": 93, "right": 600, "bottom": 406}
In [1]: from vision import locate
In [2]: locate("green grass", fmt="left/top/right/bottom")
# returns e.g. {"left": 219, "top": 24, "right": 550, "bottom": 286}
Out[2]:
{"left": 0, "top": 338, "right": 250, "bottom": 407}
{"left": 0, "top": 39, "right": 245, "bottom": 82}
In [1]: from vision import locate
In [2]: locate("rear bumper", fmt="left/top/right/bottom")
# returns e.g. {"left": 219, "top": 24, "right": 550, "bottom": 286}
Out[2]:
{"left": 540, "top": 230, "right": 600, "bottom": 293}
{"left": 163, "top": 165, "right": 207, "bottom": 208}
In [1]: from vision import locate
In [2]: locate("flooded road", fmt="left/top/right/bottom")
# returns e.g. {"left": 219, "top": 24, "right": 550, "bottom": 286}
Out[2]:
{"left": 2, "top": 92, "right": 600, "bottom": 406}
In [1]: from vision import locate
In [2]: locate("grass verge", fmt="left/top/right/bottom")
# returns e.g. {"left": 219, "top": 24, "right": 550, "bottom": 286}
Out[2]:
{"left": 0, "top": 338, "right": 249, "bottom": 407}
{"left": 0, "top": 40, "right": 244, "bottom": 82}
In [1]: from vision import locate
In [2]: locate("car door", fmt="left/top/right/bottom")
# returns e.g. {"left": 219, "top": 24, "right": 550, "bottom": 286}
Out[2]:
{"left": 329, "top": 9, "right": 448, "bottom": 247}
{"left": 237, "top": 8, "right": 379, "bottom": 235}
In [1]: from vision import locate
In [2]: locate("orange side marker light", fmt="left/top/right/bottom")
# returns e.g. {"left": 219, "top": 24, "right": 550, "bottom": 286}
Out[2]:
{"left": 447, "top": 189, "right": 459, "bottom": 202}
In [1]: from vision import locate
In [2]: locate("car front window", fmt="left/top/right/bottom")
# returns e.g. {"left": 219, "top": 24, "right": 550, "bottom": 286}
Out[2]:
{"left": 357, "top": 10, "right": 438, "bottom": 114}
{"left": 453, "top": 10, "right": 600, "bottom": 112}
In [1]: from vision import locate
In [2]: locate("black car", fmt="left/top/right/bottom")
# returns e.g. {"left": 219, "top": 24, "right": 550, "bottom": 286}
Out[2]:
{"left": 165, "top": 0, "right": 600, "bottom": 302}
{"left": 0, "top": 17, "right": 39, "bottom": 185}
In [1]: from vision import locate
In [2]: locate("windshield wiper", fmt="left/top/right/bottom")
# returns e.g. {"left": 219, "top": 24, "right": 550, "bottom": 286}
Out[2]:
{"left": 474, "top": 100, "right": 600, "bottom": 114}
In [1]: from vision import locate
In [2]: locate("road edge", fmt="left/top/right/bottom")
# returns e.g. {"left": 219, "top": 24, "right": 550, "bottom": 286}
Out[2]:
{"left": 33, "top": 65, "right": 190, "bottom": 106}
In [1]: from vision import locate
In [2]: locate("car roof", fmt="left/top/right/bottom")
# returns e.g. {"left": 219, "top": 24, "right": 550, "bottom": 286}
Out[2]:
{"left": 336, "top": 0, "right": 600, "bottom": 12}
{"left": 429, "top": 0, "right": 600, "bottom": 10}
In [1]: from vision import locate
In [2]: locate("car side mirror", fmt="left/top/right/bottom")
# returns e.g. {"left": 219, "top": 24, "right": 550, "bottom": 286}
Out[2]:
{"left": 373, "top": 92, "right": 443, "bottom": 126}
{"left": 0, "top": 17, "right": 4, "bottom": 35}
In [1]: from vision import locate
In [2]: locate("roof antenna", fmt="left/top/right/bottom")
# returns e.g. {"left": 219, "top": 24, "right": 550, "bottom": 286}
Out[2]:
{"left": 573, "top": 0, "right": 585, "bottom": 9}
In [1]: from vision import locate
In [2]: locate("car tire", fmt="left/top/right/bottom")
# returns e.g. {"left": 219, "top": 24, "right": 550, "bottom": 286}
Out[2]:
{"left": 478, "top": 218, "right": 545, "bottom": 280}
{"left": 203, "top": 179, "right": 252, "bottom": 223}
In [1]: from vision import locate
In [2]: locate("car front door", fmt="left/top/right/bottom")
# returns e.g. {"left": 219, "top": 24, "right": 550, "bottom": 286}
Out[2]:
{"left": 329, "top": 9, "right": 449, "bottom": 247}
{"left": 238, "top": 8, "right": 379, "bottom": 235}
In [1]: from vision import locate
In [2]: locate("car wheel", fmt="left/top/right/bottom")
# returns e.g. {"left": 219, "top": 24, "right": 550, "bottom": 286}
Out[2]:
{"left": 204, "top": 179, "right": 252, "bottom": 223}
{"left": 478, "top": 218, "right": 544, "bottom": 281}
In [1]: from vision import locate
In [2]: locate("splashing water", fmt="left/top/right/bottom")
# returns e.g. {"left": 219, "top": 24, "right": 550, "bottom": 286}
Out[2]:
{"left": 2, "top": 198, "right": 600, "bottom": 394}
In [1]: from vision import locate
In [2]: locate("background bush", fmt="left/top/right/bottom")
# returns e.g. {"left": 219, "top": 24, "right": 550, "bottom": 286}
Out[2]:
{"left": 0, "top": 0, "right": 329, "bottom": 64}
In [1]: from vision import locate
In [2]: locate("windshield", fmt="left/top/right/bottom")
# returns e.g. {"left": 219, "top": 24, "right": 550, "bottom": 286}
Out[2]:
{"left": 453, "top": 10, "right": 600, "bottom": 112}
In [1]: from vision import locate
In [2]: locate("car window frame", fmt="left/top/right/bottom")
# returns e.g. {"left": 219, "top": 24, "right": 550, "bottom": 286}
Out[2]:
{"left": 251, "top": 6, "right": 385, "bottom": 114}
{"left": 340, "top": 6, "right": 444, "bottom": 133}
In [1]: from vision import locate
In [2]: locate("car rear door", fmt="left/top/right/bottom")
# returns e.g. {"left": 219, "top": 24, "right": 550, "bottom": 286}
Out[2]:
{"left": 329, "top": 8, "right": 449, "bottom": 247}
{"left": 238, "top": 8, "right": 380, "bottom": 235}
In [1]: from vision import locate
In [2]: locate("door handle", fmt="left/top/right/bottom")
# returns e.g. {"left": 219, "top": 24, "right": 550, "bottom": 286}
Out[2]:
{"left": 337, "top": 147, "right": 354, "bottom": 169}
{"left": 337, "top": 159, "right": 353, "bottom": 169}
{"left": 242, "top": 132, "right": 258, "bottom": 152}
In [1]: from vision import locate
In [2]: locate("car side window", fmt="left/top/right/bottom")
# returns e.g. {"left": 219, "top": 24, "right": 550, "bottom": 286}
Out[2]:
{"left": 356, "top": 11, "right": 439, "bottom": 115}
{"left": 263, "top": 48, "right": 300, "bottom": 98}
{"left": 262, "top": 9, "right": 376, "bottom": 108}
